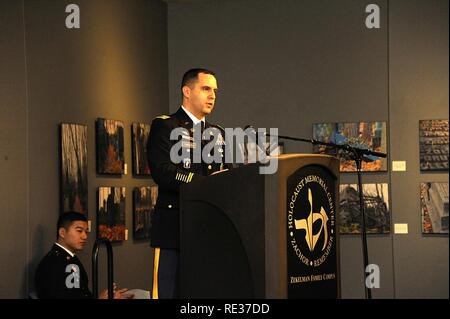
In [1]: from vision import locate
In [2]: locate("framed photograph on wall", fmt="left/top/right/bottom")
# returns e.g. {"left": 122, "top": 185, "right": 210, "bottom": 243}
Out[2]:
{"left": 96, "top": 118, "right": 124, "bottom": 174}
{"left": 313, "top": 121, "right": 388, "bottom": 172}
{"left": 132, "top": 122, "right": 151, "bottom": 175}
{"left": 339, "top": 183, "right": 390, "bottom": 234}
{"left": 421, "top": 182, "right": 449, "bottom": 234}
{"left": 133, "top": 186, "right": 158, "bottom": 240}
{"left": 97, "top": 187, "right": 126, "bottom": 242}
{"left": 419, "top": 119, "right": 449, "bottom": 171}
{"left": 60, "top": 123, "right": 88, "bottom": 216}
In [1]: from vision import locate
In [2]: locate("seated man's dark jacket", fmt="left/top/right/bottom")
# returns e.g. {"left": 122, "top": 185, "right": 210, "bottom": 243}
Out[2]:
{"left": 35, "top": 243, "right": 93, "bottom": 299}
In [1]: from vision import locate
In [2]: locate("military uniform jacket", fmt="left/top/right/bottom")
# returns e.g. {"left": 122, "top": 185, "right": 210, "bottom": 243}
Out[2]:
{"left": 35, "top": 244, "right": 93, "bottom": 299}
{"left": 147, "top": 107, "right": 230, "bottom": 249}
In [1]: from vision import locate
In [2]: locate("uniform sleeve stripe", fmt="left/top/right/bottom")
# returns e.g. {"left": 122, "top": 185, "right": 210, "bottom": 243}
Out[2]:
{"left": 177, "top": 172, "right": 194, "bottom": 183}
{"left": 152, "top": 248, "right": 160, "bottom": 299}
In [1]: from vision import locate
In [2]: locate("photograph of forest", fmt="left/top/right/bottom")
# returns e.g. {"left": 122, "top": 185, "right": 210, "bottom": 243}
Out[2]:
{"left": 61, "top": 123, "right": 88, "bottom": 216}
{"left": 132, "top": 122, "right": 151, "bottom": 175}
{"left": 96, "top": 118, "right": 124, "bottom": 174}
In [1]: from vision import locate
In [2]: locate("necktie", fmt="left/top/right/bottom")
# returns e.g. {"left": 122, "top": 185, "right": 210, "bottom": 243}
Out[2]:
{"left": 200, "top": 122, "right": 207, "bottom": 174}
{"left": 200, "top": 121, "right": 205, "bottom": 135}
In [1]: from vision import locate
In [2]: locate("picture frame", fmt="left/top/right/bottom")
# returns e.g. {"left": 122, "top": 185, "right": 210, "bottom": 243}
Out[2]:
{"left": 419, "top": 119, "right": 449, "bottom": 171}
{"left": 97, "top": 187, "right": 126, "bottom": 242}
{"left": 132, "top": 122, "right": 151, "bottom": 176}
{"left": 60, "top": 123, "right": 88, "bottom": 216}
{"left": 96, "top": 118, "right": 125, "bottom": 174}
{"left": 313, "top": 121, "right": 388, "bottom": 172}
{"left": 421, "top": 182, "right": 449, "bottom": 234}
{"left": 133, "top": 186, "right": 158, "bottom": 240}
{"left": 339, "top": 183, "right": 390, "bottom": 234}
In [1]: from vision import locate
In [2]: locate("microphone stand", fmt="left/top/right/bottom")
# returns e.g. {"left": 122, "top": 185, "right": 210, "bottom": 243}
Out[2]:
{"left": 266, "top": 133, "right": 387, "bottom": 299}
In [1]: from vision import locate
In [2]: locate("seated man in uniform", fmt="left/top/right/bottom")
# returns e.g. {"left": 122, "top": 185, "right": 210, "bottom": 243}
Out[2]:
{"left": 35, "top": 211, "right": 132, "bottom": 299}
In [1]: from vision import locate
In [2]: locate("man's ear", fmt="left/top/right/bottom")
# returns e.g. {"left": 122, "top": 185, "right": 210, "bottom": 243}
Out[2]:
{"left": 58, "top": 227, "right": 66, "bottom": 239}
{"left": 182, "top": 85, "right": 190, "bottom": 99}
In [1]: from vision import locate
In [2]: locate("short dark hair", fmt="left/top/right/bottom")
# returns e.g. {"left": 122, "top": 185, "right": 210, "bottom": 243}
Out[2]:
{"left": 56, "top": 212, "right": 87, "bottom": 239}
{"left": 181, "top": 68, "right": 216, "bottom": 92}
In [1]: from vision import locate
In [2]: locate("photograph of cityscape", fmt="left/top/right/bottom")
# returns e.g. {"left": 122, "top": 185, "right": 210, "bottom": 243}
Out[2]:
{"left": 339, "top": 183, "right": 390, "bottom": 234}
{"left": 313, "top": 122, "right": 387, "bottom": 172}
{"left": 133, "top": 186, "right": 158, "bottom": 240}
{"left": 97, "top": 187, "right": 126, "bottom": 241}
{"left": 419, "top": 119, "right": 449, "bottom": 171}
{"left": 421, "top": 182, "right": 449, "bottom": 234}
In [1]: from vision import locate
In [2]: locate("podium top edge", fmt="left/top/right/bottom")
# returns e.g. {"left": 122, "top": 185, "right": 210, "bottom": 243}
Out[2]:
{"left": 274, "top": 153, "right": 338, "bottom": 161}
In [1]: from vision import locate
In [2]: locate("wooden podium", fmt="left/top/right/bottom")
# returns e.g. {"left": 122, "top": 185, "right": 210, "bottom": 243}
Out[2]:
{"left": 179, "top": 154, "right": 341, "bottom": 298}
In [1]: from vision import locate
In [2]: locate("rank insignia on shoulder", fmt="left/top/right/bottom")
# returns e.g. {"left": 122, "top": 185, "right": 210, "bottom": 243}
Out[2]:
{"left": 175, "top": 171, "right": 194, "bottom": 182}
{"left": 155, "top": 115, "right": 170, "bottom": 120}
{"left": 214, "top": 124, "right": 225, "bottom": 131}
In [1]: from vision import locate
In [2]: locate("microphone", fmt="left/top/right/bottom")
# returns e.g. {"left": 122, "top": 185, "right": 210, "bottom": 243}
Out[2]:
{"left": 243, "top": 125, "right": 270, "bottom": 158}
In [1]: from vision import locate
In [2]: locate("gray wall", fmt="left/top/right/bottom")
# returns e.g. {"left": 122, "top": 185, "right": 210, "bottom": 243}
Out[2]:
{"left": 0, "top": 0, "right": 29, "bottom": 298}
{"left": 167, "top": 0, "right": 448, "bottom": 298}
{"left": 389, "top": 0, "right": 448, "bottom": 298}
{"left": 0, "top": 0, "right": 168, "bottom": 298}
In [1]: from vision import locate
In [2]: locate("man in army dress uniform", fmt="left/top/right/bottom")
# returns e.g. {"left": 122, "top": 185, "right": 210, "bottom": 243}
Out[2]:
{"left": 147, "top": 68, "right": 231, "bottom": 299}
{"left": 35, "top": 212, "right": 130, "bottom": 299}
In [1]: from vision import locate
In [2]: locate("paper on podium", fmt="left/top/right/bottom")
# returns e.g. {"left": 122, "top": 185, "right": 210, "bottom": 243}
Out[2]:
{"left": 122, "top": 289, "right": 151, "bottom": 299}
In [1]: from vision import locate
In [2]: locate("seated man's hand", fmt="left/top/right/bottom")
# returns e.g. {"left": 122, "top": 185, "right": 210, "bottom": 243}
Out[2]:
{"left": 114, "top": 288, "right": 134, "bottom": 299}
{"left": 99, "top": 283, "right": 134, "bottom": 299}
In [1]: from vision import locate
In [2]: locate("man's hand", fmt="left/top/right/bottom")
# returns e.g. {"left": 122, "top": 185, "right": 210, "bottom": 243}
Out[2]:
{"left": 99, "top": 283, "right": 134, "bottom": 299}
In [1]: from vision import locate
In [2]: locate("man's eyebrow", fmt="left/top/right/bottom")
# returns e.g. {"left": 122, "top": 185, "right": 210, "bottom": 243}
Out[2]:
{"left": 202, "top": 85, "right": 218, "bottom": 91}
